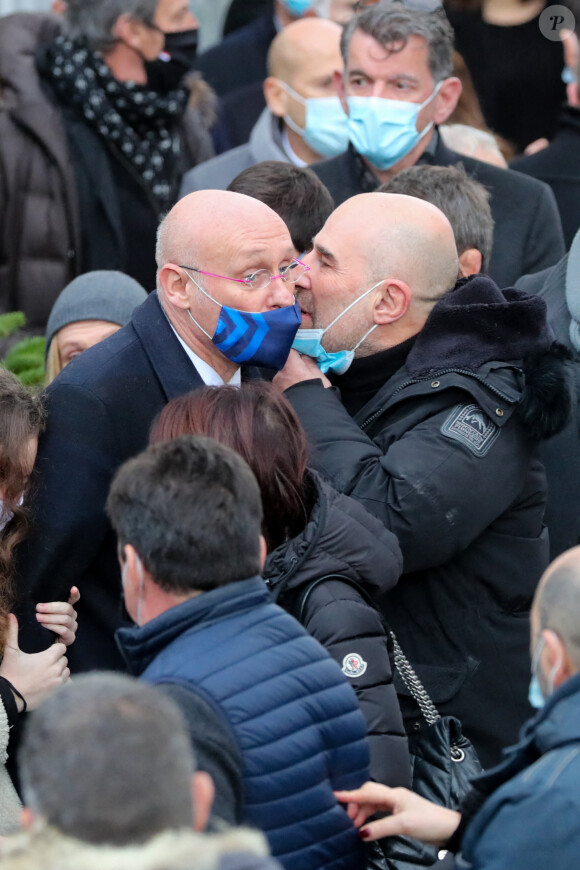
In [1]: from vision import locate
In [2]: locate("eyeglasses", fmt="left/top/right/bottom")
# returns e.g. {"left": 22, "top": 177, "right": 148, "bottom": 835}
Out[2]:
{"left": 180, "top": 259, "right": 310, "bottom": 292}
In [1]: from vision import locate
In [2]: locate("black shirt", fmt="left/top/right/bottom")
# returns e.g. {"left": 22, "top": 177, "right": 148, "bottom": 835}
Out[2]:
{"left": 447, "top": 7, "right": 566, "bottom": 153}
{"left": 330, "top": 335, "right": 417, "bottom": 418}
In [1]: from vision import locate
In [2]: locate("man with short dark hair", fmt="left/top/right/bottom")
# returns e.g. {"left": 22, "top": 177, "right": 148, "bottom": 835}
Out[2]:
{"left": 228, "top": 161, "right": 334, "bottom": 254}
{"left": 0, "top": 0, "right": 211, "bottom": 327}
{"left": 311, "top": 3, "right": 565, "bottom": 287}
{"left": 380, "top": 164, "right": 493, "bottom": 277}
{"left": 0, "top": 673, "right": 279, "bottom": 870}
{"left": 108, "top": 435, "right": 370, "bottom": 870}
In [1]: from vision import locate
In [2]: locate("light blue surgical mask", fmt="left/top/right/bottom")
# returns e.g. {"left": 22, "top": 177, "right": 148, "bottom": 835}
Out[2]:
{"left": 292, "top": 279, "right": 384, "bottom": 374}
{"left": 280, "top": 83, "right": 349, "bottom": 159}
{"left": 280, "top": 0, "right": 312, "bottom": 15}
{"left": 347, "top": 82, "right": 442, "bottom": 171}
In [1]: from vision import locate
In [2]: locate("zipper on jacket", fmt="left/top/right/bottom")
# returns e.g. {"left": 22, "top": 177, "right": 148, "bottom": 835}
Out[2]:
{"left": 361, "top": 367, "right": 521, "bottom": 432}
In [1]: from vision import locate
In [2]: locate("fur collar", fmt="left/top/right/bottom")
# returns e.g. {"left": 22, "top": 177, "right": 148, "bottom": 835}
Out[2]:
{"left": 406, "top": 275, "right": 554, "bottom": 377}
{"left": 0, "top": 824, "right": 270, "bottom": 870}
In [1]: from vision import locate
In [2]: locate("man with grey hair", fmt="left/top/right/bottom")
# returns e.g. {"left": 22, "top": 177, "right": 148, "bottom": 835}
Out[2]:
{"left": 15, "top": 190, "right": 302, "bottom": 672}
{"left": 310, "top": 2, "right": 565, "bottom": 287}
{"left": 0, "top": 673, "right": 279, "bottom": 869}
{"left": 0, "top": 0, "right": 211, "bottom": 330}
{"left": 275, "top": 190, "right": 572, "bottom": 766}
{"left": 334, "top": 545, "right": 580, "bottom": 870}
{"left": 379, "top": 163, "right": 494, "bottom": 278}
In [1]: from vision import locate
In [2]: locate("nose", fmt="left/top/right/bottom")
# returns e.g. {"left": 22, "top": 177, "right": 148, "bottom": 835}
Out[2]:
{"left": 268, "top": 275, "right": 297, "bottom": 308}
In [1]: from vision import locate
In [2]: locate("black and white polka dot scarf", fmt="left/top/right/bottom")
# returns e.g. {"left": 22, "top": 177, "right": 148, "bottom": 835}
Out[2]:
{"left": 45, "top": 35, "right": 189, "bottom": 209}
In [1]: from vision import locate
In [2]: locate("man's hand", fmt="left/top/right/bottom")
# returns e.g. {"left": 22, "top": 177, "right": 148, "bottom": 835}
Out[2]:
{"left": 36, "top": 586, "right": 80, "bottom": 646}
{"left": 274, "top": 349, "right": 331, "bottom": 392}
{"left": 0, "top": 614, "right": 70, "bottom": 711}
{"left": 334, "top": 782, "right": 461, "bottom": 846}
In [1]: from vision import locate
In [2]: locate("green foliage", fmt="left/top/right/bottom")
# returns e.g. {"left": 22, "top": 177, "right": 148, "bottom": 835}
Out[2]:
{"left": 0, "top": 314, "right": 46, "bottom": 388}
{"left": 0, "top": 311, "right": 26, "bottom": 338}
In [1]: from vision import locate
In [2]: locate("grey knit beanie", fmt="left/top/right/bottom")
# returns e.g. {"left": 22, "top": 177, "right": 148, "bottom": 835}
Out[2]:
{"left": 46, "top": 271, "right": 148, "bottom": 354}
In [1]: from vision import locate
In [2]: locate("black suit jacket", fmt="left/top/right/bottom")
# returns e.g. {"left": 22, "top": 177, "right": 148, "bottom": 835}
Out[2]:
{"left": 16, "top": 293, "right": 258, "bottom": 671}
{"left": 311, "top": 139, "right": 566, "bottom": 288}
{"left": 197, "top": 15, "right": 276, "bottom": 98}
{"left": 510, "top": 106, "right": 580, "bottom": 250}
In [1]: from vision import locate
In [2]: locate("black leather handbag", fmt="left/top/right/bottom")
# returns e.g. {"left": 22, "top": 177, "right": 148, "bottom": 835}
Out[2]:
{"left": 385, "top": 632, "right": 483, "bottom": 868}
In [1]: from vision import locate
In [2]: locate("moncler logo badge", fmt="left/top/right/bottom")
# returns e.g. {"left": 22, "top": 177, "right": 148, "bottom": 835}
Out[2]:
{"left": 342, "top": 653, "right": 368, "bottom": 678}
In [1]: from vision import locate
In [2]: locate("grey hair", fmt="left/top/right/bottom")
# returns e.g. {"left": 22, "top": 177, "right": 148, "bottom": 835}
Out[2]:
{"left": 19, "top": 673, "right": 196, "bottom": 846}
{"left": 380, "top": 163, "right": 494, "bottom": 272}
{"left": 341, "top": 3, "right": 454, "bottom": 82}
{"left": 64, "top": 0, "right": 159, "bottom": 51}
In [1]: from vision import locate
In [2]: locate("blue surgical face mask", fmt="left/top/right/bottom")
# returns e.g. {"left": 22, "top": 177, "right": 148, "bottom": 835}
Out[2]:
{"left": 184, "top": 271, "right": 301, "bottom": 371}
{"left": 280, "top": 83, "right": 349, "bottom": 159}
{"left": 280, "top": 0, "right": 312, "bottom": 15}
{"left": 292, "top": 279, "right": 384, "bottom": 374}
{"left": 346, "top": 82, "right": 442, "bottom": 171}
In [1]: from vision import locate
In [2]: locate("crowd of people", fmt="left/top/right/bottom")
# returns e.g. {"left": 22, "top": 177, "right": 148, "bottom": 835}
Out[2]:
{"left": 0, "top": 0, "right": 579, "bottom": 868}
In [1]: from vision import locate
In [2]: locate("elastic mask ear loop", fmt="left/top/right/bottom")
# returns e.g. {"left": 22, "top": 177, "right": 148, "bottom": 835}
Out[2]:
{"left": 546, "top": 638, "right": 563, "bottom": 696}
{"left": 135, "top": 554, "right": 144, "bottom": 627}
{"left": 321, "top": 278, "right": 386, "bottom": 339}
{"left": 415, "top": 80, "right": 443, "bottom": 141}
{"left": 279, "top": 81, "right": 308, "bottom": 136}
{"left": 183, "top": 268, "right": 217, "bottom": 340}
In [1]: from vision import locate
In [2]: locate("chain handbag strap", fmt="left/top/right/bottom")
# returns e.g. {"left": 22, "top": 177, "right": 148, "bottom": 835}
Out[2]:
{"left": 389, "top": 630, "right": 441, "bottom": 726}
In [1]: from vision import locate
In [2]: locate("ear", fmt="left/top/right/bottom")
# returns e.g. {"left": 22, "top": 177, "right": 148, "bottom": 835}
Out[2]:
{"left": 259, "top": 534, "right": 268, "bottom": 570}
{"left": 191, "top": 771, "right": 215, "bottom": 833}
{"left": 264, "top": 77, "right": 289, "bottom": 118}
{"left": 458, "top": 248, "right": 482, "bottom": 278}
{"left": 334, "top": 69, "right": 349, "bottom": 114}
{"left": 373, "top": 280, "right": 412, "bottom": 325}
{"left": 112, "top": 12, "right": 144, "bottom": 50}
{"left": 20, "top": 807, "right": 35, "bottom": 830}
{"left": 432, "top": 77, "right": 462, "bottom": 126}
{"left": 160, "top": 264, "right": 193, "bottom": 311}
{"left": 543, "top": 628, "right": 573, "bottom": 690}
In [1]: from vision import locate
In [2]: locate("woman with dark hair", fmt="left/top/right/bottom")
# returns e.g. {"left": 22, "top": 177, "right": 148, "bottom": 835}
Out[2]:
{"left": 150, "top": 382, "right": 411, "bottom": 790}
{"left": 0, "top": 368, "right": 78, "bottom": 832}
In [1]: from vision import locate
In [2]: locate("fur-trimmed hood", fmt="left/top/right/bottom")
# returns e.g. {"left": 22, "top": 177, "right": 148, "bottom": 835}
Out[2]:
{"left": 0, "top": 824, "right": 279, "bottom": 870}
{"left": 405, "top": 275, "right": 575, "bottom": 441}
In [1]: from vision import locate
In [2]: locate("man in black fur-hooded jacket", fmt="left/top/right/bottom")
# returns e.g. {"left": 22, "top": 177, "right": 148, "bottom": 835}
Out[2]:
{"left": 275, "top": 192, "right": 573, "bottom": 769}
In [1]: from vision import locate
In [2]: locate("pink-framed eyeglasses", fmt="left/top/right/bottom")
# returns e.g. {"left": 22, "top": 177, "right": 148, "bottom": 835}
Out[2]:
{"left": 180, "top": 258, "right": 310, "bottom": 292}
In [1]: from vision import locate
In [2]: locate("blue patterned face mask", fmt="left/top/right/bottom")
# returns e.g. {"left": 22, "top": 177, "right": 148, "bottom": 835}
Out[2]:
{"left": 291, "top": 279, "right": 385, "bottom": 374}
{"left": 346, "top": 82, "right": 442, "bottom": 171}
{"left": 184, "top": 271, "right": 301, "bottom": 371}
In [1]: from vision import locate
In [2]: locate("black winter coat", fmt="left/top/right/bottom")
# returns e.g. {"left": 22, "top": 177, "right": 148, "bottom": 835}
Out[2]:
{"left": 263, "top": 471, "right": 410, "bottom": 789}
{"left": 310, "top": 139, "right": 565, "bottom": 289}
{"left": 0, "top": 13, "right": 214, "bottom": 328}
{"left": 285, "top": 276, "right": 573, "bottom": 769}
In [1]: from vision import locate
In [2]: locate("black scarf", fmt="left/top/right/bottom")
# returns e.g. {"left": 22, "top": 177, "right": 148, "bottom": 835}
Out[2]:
{"left": 44, "top": 35, "right": 189, "bottom": 208}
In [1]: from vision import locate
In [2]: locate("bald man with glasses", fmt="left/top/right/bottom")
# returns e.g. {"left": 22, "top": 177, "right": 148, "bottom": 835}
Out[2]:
{"left": 15, "top": 190, "right": 302, "bottom": 674}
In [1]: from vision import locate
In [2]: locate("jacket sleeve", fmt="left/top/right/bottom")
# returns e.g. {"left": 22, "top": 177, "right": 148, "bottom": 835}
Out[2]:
{"left": 285, "top": 381, "right": 537, "bottom": 574}
{"left": 15, "top": 382, "right": 121, "bottom": 652}
{"left": 302, "top": 579, "right": 411, "bottom": 789}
